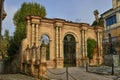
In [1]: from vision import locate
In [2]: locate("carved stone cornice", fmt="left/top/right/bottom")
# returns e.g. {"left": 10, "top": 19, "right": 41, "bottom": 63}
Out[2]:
{"left": 80, "top": 23, "right": 89, "bottom": 31}
{"left": 94, "top": 26, "right": 104, "bottom": 33}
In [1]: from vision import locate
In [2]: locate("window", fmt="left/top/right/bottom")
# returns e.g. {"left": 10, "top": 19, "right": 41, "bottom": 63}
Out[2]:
{"left": 105, "top": 15, "right": 117, "bottom": 26}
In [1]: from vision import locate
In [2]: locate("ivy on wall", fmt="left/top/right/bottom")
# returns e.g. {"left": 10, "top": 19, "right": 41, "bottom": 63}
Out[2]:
{"left": 87, "top": 38, "right": 97, "bottom": 59}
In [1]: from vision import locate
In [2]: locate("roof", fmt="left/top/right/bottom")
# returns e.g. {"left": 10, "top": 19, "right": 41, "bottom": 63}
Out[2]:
{"left": 101, "top": 8, "right": 113, "bottom": 16}
{"left": 101, "top": 6, "right": 120, "bottom": 17}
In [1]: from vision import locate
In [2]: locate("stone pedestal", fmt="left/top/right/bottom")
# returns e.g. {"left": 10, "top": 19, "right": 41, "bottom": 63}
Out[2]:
{"left": 39, "top": 62, "right": 47, "bottom": 77}
{"left": 104, "top": 55, "right": 119, "bottom": 66}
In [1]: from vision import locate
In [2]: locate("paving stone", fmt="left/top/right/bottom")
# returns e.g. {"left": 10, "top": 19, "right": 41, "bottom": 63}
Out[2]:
{"left": 46, "top": 67, "right": 113, "bottom": 80}
{"left": 0, "top": 66, "right": 119, "bottom": 80}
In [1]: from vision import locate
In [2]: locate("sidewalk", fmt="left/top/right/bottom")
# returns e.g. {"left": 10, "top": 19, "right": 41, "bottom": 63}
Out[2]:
{"left": 88, "top": 65, "right": 120, "bottom": 75}
{"left": 46, "top": 67, "right": 114, "bottom": 80}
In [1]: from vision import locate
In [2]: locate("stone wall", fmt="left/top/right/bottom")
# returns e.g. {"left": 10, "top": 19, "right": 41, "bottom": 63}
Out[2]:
{"left": 19, "top": 16, "right": 104, "bottom": 76}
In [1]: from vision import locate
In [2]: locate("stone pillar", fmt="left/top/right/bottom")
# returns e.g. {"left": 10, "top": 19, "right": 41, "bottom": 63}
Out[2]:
{"left": 59, "top": 27, "right": 62, "bottom": 58}
{"left": 99, "top": 32, "right": 103, "bottom": 64}
{"left": 36, "top": 24, "right": 39, "bottom": 47}
{"left": 32, "top": 43, "right": 36, "bottom": 63}
{"left": 31, "top": 43, "right": 37, "bottom": 76}
{"left": 84, "top": 30, "right": 87, "bottom": 58}
{"left": 26, "top": 19, "right": 31, "bottom": 45}
{"left": 26, "top": 45, "right": 30, "bottom": 62}
{"left": 96, "top": 31, "right": 99, "bottom": 64}
{"left": 55, "top": 26, "right": 59, "bottom": 58}
{"left": 81, "top": 30, "right": 85, "bottom": 58}
{"left": 32, "top": 23, "right": 35, "bottom": 46}
{"left": 80, "top": 27, "right": 88, "bottom": 66}
{"left": 36, "top": 47, "right": 40, "bottom": 64}
{"left": 31, "top": 63, "right": 34, "bottom": 75}
{"left": 100, "top": 32, "right": 103, "bottom": 56}
{"left": 58, "top": 27, "right": 61, "bottom": 58}
{"left": 40, "top": 42, "right": 47, "bottom": 76}
{"left": 80, "top": 30, "right": 84, "bottom": 66}
{"left": 98, "top": 32, "right": 100, "bottom": 56}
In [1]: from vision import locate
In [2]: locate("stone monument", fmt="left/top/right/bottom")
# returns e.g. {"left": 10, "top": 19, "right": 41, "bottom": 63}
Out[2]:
{"left": 104, "top": 33, "right": 119, "bottom": 66}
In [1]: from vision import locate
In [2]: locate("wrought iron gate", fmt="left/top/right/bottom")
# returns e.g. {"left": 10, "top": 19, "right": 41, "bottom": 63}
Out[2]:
{"left": 64, "top": 34, "right": 76, "bottom": 67}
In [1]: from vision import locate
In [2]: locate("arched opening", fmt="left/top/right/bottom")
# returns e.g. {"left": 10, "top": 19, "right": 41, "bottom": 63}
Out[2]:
{"left": 40, "top": 34, "right": 50, "bottom": 60}
{"left": 64, "top": 34, "right": 76, "bottom": 67}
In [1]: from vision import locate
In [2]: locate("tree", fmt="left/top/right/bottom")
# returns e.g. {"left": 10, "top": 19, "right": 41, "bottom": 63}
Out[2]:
{"left": 0, "top": 30, "right": 10, "bottom": 59}
{"left": 9, "top": 2, "right": 46, "bottom": 56}
{"left": 87, "top": 38, "right": 96, "bottom": 59}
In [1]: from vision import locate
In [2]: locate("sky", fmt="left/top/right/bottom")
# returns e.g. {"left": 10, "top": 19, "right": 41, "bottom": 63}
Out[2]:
{"left": 2, "top": 0, "right": 112, "bottom": 35}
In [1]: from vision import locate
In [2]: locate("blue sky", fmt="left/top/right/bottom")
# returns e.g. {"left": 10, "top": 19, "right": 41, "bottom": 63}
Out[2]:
{"left": 2, "top": 0, "right": 112, "bottom": 35}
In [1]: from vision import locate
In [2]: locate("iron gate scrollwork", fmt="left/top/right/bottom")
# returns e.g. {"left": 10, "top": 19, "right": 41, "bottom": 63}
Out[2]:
{"left": 64, "top": 34, "right": 76, "bottom": 67}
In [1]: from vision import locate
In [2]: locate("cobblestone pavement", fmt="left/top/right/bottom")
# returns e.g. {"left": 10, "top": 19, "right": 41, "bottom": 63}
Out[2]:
{"left": 46, "top": 67, "right": 115, "bottom": 80}
{"left": 88, "top": 66, "right": 120, "bottom": 75}
{"left": 0, "top": 74, "right": 36, "bottom": 80}
{"left": 0, "top": 67, "right": 119, "bottom": 80}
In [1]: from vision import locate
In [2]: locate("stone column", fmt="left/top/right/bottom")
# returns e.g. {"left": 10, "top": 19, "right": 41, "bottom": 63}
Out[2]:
{"left": 32, "top": 44, "right": 36, "bottom": 63}
{"left": 59, "top": 27, "right": 62, "bottom": 58}
{"left": 31, "top": 44, "right": 36, "bottom": 75}
{"left": 98, "top": 32, "right": 101, "bottom": 56}
{"left": 80, "top": 30, "right": 84, "bottom": 66}
{"left": 81, "top": 30, "right": 85, "bottom": 58}
{"left": 37, "top": 47, "right": 40, "bottom": 64}
{"left": 26, "top": 19, "right": 31, "bottom": 45}
{"left": 31, "top": 63, "right": 34, "bottom": 75}
{"left": 55, "top": 26, "right": 59, "bottom": 58}
{"left": 32, "top": 23, "right": 35, "bottom": 46}
{"left": 81, "top": 28, "right": 88, "bottom": 66}
{"left": 97, "top": 32, "right": 100, "bottom": 57}
{"left": 36, "top": 24, "right": 39, "bottom": 47}
{"left": 100, "top": 32, "right": 103, "bottom": 56}
{"left": 58, "top": 27, "right": 60, "bottom": 58}
{"left": 26, "top": 45, "right": 30, "bottom": 62}
{"left": 96, "top": 30, "right": 100, "bottom": 64}
{"left": 40, "top": 42, "right": 47, "bottom": 76}
{"left": 99, "top": 32, "right": 103, "bottom": 64}
{"left": 84, "top": 30, "right": 87, "bottom": 57}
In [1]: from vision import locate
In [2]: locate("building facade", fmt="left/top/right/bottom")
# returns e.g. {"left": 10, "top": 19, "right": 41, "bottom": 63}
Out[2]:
{"left": 20, "top": 16, "right": 103, "bottom": 76}
{"left": 101, "top": 0, "right": 120, "bottom": 54}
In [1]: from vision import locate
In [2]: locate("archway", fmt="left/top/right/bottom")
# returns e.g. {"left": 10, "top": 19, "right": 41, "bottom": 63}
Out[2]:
{"left": 40, "top": 34, "right": 50, "bottom": 60}
{"left": 64, "top": 34, "right": 76, "bottom": 67}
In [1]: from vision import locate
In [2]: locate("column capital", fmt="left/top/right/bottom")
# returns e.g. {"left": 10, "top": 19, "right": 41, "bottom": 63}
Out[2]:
{"left": 80, "top": 26, "right": 88, "bottom": 31}
{"left": 54, "top": 22, "right": 64, "bottom": 28}
{"left": 95, "top": 26, "right": 104, "bottom": 33}
{"left": 80, "top": 23, "right": 89, "bottom": 30}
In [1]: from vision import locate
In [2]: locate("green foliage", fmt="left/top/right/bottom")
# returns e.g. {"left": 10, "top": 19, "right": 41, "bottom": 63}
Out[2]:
{"left": 0, "top": 30, "right": 10, "bottom": 58}
{"left": 87, "top": 38, "right": 96, "bottom": 59}
{"left": 8, "top": 2, "right": 46, "bottom": 56}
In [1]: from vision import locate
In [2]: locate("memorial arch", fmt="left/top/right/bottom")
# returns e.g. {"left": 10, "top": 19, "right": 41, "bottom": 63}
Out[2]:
{"left": 20, "top": 16, "right": 103, "bottom": 75}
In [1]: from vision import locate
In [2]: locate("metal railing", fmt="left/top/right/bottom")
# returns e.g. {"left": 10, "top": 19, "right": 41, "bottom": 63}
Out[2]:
{"left": 46, "top": 67, "right": 78, "bottom": 80}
